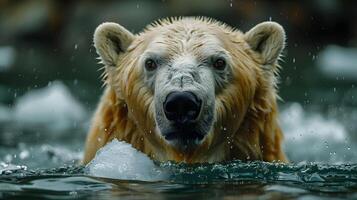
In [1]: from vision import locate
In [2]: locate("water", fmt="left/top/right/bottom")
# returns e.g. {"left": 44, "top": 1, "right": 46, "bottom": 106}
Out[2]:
{"left": 1, "top": 45, "right": 357, "bottom": 199}
{"left": 1, "top": 162, "right": 357, "bottom": 199}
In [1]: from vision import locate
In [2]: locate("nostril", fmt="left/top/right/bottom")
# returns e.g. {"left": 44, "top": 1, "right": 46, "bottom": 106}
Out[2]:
{"left": 163, "top": 92, "right": 201, "bottom": 123}
{"left": 164, "top": 100, "right": 176, "bottom": 114}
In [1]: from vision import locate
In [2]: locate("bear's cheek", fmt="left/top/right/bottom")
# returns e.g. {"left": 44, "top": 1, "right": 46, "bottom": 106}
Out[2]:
{"left": 212, "top": 87, "right": 249, "bottom": 137}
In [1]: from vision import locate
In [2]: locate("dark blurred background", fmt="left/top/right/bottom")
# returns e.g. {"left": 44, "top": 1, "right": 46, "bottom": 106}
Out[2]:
{"left": 0, "top": 0, "right": 357, "bottom": 165}
{"left": 0, "top": 0, "right": 356, "bottom": 106}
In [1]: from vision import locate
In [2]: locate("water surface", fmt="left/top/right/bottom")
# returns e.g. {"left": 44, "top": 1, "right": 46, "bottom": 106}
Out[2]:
{"left": 1, "top": 161, "right": 357, "bottom": 199}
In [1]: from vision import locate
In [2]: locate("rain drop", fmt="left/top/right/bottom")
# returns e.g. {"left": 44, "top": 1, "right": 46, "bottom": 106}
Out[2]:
{"left": 324, "top": 141, "right": 329, "bottom": 149}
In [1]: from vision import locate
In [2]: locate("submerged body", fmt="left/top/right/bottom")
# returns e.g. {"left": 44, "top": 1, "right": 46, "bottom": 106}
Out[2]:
{"left": 83, "top": 17, "right": 287, "bottom": 164}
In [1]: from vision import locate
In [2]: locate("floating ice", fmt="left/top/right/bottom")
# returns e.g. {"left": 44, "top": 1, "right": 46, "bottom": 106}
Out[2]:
{"left": 0, "top": 143, "right": 83, "bottom": 169}
{"left": 13, "top": 81, "right": 86, "bottom": 131}
{"left": 280, "top": 103, "right": 356, "bottom": 163}
{"left": 86, "top": 139, "right": 168, "bottom": 181}
{"left": 317, "top": 45, "right": 357, "bottom": 79}
{"left": 0, "top": 162, "right": 27, "bottom": 175}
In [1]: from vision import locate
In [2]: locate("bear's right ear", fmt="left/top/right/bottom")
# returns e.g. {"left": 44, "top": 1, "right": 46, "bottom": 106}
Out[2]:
{"left": 93, "top": 22, "right": 135, "bottom": 67}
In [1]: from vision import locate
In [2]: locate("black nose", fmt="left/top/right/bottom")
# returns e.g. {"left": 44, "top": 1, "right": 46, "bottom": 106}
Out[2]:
{"left": 163, "top": 92, "right": 201, "bottom": 124}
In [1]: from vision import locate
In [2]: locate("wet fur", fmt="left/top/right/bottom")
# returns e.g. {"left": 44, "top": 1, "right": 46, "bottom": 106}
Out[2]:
{"left": 83, "top": 17, "right": 287, "bottom": 164}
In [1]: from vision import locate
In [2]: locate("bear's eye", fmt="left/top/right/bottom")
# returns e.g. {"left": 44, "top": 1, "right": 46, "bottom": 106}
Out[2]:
{"left": 213, "top": 58, "right": 226, "bottom": 70}
{"left": 145, "top": 59, "right": 157, "bottom": 71}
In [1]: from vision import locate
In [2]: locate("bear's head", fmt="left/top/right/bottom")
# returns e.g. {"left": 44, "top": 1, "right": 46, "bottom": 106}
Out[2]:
{"left": 93, "top": 17, "right": 285, "bottom": 161}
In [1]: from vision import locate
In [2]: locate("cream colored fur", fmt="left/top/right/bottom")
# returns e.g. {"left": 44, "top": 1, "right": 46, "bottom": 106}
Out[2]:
{"left": 83, "top": 17, "right": 287, "bottom": 164}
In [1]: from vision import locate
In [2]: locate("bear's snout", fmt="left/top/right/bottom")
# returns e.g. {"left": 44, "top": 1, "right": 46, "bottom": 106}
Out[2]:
{"left": 163, "top": 91, "right": 201, "bottom": 125}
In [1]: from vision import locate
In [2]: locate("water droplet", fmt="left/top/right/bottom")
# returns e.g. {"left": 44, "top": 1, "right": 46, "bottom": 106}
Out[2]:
{"left": 74, "top": 44, "right": 78, "bottom": 50}
{"left": 19, "top": 150, "right": 29, "bottom": 159}
{"left": 269, "top": 16, "right": 272, "bottom": 21}
{"left": 5, "top": 154, "right": 12, "bottom": 162}
{"left": 324, "top": 141, "right": 329, "bottom": 149}
{"left": 292, "top": 58, "right": 296, "bottom": 63}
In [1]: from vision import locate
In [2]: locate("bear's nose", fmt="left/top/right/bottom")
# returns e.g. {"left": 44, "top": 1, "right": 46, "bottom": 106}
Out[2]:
{"left": 163, "top": 91, "right": 201, "bottom": 124}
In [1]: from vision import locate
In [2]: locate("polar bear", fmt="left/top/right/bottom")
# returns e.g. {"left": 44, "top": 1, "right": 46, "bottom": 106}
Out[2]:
{"left": 83, "top": 17, "right": 287, "bottom": 164}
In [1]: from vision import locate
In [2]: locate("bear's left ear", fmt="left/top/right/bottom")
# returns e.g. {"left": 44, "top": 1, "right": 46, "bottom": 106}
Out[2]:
{"left": 244, "top": 22, "right": 285, "bottom": 65}
{"left": 94, "top": 22, "right": 135, "bottom": 68}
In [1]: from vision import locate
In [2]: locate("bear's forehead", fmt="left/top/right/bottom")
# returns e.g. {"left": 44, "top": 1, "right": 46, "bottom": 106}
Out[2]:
{"left": 138, "top": 18, "right": 243, "bottom": 56}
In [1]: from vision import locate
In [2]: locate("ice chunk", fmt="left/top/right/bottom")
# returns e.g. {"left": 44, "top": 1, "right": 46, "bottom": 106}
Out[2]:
{"left": 86, "top": 139, "right": 168, "bottom": 181}
{"left": 280, "top": 103, "right": 356, "bottom": 163}
{"left": 13, "top": 81, "right": 86, "bottom": 131}
{"left": 317, "top": 45, "right": 357, "bottom": 79}
{"left": 0, "top": 162, "right": 27, "bottom": 174}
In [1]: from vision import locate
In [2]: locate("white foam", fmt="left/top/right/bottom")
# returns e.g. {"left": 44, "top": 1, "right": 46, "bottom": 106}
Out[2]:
{"left": 13, "top": 81, "right": 86, "bottom": 131}
{"left": 86, "top": 139, "right": 168, "bottom": 181}
{"left": 0, "top": 162, "right": 27, "bottom": 174}
{"left": 280, "top": 103, "right": 356, "bottom": 163}
{"left": 317, "top": 45, "right": 357, "bottom": 79}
